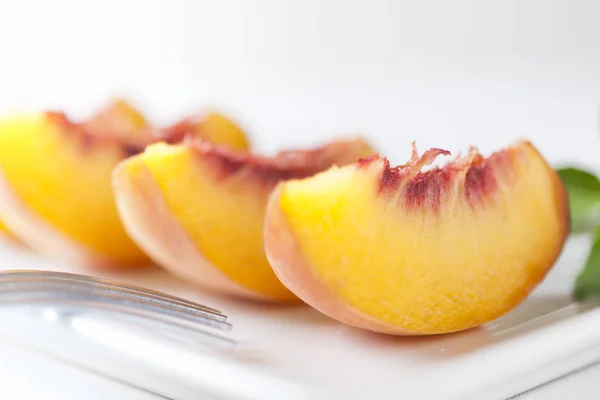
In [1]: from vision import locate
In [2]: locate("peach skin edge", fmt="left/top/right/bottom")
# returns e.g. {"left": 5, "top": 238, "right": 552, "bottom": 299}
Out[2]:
{"left": 264, "top": 184, "right": 420, "bottom": 335}
{"left": 263, "top": 142, "right": 571, "bottom": 335}
{"left": 0, "top": 168, "right": 136, "bottom": 268}
{"left": 111, "top": 159, "right": 274, "bottom": 301}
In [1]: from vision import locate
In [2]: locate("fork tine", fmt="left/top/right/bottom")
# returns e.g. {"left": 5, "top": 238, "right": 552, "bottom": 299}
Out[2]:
{"left": 0, "top": 285, "right": 232, "bottom": 331}
{"left": 0, "top": 270, "right": 224, "bottom": 315}
{"left": 0, "top": 272, "right": 227, "bottom": 323}
{"left": 0, "top": 270, "right": 232, "bottom": 331}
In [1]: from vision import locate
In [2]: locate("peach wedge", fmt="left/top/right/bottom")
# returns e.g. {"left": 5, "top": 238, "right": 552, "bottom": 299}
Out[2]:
{"left": 84, "top": 99, "right": 151, "bottom": 147}
{"left": 0, "top": 107, "right": 249, "bottom": 267}
{"left": 0, "top": 100, "right": 140, "bottom": 244}
{"left": 264, "top": 141, "right": 569, "bottom": 334}
{"left": 84, "top": 99, "right": 250, "bottom": 151}
{"left": 0, "top": 219, "right": 11, "bottom": 237}
{"left": 112, "top": 138, "right": 374, "bottom": 301}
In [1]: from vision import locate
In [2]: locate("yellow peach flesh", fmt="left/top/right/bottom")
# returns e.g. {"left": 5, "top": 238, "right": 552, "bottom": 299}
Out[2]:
{"left": 145, "top": 143, "right": 291, "bottom": 299}
{"left": 84, "top": 99, "right": 150, "bottom": 147}
{"left": 0, "top": 113, "right": 148, "bottom": 265}
{"left": 0, "top": 219, "right": 11, "bottom": 236}
{"left": 113, "top": 139, "right": 375, "bottom": 301}
{"left": 0, "top": 108, "right": 251, "bottom": 267}
{"left": 265, "top": 141, "right": 569, "bottom": 334}
{"left": 196, "top": 112, "right": 250, "bottom": 151}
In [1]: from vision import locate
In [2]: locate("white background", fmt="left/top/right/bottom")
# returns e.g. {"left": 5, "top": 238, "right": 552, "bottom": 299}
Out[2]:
{"left": 0, "top": 1, "right": 599, "bottom": 399}
{"left": 0, "top": 0, "right": 599, "bottom": 165}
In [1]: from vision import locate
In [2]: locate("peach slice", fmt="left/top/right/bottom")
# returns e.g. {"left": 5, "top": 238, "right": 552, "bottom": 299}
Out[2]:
{"left": 112, "top": 138, "right": 374, "bottom": 301}
{"left": 0, "top": 100, "right": 143, "bottom": 244}
{"left": 0, "top": 219, "right": 11, "bottom": 236}
{"left": 0, "top": 108, "right": 250, "bottom": 267}
{"left": 160, "top": 112, "right": 250, "bottom": 151}
{"left": 84, "top": 99, "right": 151, "bottom": 148}
{"left": 0, "top": 112, "right": 148, "bottom": 266}
{"left": 264, "top": 141, "right": 569, "bottom": 334}
{"left": 85, "top": 100, "right": 250, "bottom": 152}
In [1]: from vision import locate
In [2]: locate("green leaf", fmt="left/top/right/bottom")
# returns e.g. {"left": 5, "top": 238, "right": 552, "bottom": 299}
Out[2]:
{"left": 556, "top": 167, "right": 600, "bottom": 233}
{"left": 574, "top": 227, "right": 600, "bottom": 300}
{"left": 557, "top": 168, "right": 600, "bottom": 191}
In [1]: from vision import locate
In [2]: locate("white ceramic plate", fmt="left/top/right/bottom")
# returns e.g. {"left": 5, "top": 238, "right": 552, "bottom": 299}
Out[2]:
{"left": 0, "top": 236, "right": 597, "bottom": 400}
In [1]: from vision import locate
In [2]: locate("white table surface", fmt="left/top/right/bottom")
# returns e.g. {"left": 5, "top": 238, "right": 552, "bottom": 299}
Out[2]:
{"left": 0, "top": 341, "right": 162, "bottom": 400}
{"left": 0, "top": 342, "right": 596, "bottom": 400}
{"left": 0, "top": 236, "right": 598, "bottom": 400}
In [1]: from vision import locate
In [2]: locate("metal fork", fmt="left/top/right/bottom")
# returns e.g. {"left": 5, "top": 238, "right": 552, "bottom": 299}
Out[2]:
{"left": 0, "top": 270, "right": 232, "bottom": 344}
{"left": 0, "top": 270, "right": 321, "bottom": 400}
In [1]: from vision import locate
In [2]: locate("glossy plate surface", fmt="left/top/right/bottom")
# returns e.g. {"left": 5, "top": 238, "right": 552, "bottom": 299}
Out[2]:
{"left": 0, "top": 237, "right": 597, "bottom": 400}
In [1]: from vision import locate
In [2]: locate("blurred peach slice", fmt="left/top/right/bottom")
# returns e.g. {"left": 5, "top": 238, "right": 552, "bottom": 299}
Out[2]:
{"left": 264, "top": 141, "right": 569, "bottom": 334}
{"left": 0, "top": 112, "right": 146, "bottom": 267}
{"left": 159, "top": 112, "right": 250, "bottom": 151}
{"left": 0, "top": 219, "right": 13, "bottom": 238}
{"left": 84, "top": 99, "right": 151, "bottom": 148}
{"left": 112, "top": 138, "right": 374, "bottom": 301}
{"left": 0, "top": 103, "right": 250, "bottom": 267}
{"left": 85, "top": 100, "right": 250, "bottom": 152}
{"left": 0, "top": 99, "right": 147, "bottom": 243}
